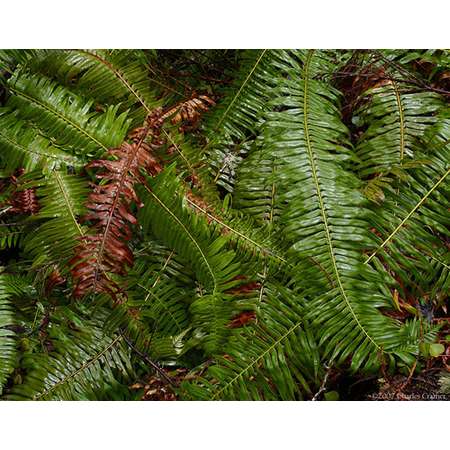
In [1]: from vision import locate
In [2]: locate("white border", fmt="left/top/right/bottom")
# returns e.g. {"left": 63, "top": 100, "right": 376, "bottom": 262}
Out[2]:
{"left": 1, "top": 401, "right": 448, "bottom": 449}
{"left": 1, "top": 0, "right": 448, "bottom": 48}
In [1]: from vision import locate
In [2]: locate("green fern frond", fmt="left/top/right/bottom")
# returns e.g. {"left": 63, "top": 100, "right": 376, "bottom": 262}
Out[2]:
{"left": 0, "top": 108, "right": 78, "bottom": 173}
{"left": 355, "top": 82, "right": 444, "bottom": 180}
{"left": 22, "top": 170, "right": 89, "bottom": 270}
{"left": 6, "top": 305, "right": 134, "bottom": 400}
{"left": 6, "top": 71, "right": 131, "bottom": 159}
{"left": 0, "top": 273, "right": 17, "bottom": 394}
{"left": 365, "top": 115, "right": 449, "bottom": 304}
{"left": 181, "top": 282, "right": 322, "bottom": 400}
{"left": 202, "top": 50, "right": 293, "bottom": 192}
{"left": 19, "top": 49, "right": 175, "bottom": 125}
{"left": 138, "top": 166, "right": 242, "bottom": 354}
{"left": 237, "top": 50, "right": 413, "bottom": 371}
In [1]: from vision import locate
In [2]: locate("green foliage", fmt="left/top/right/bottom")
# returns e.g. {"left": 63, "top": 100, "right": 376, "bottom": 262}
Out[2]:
{"left": 0, "top": 273, "right": 17, "bottom": 394}
{"left": 23, "top": 170, "right": 90, "bottom": 270}
{"left": 0, "top": 49, "right": 448, "bottom": 400}
{"left": 138, "top": 167, "right": 242, "bottom": 355}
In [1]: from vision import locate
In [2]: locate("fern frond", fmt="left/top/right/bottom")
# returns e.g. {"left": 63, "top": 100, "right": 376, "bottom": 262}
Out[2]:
{"left": 6, "top": 305, "right": 134, "bottom": 400}
{"left": 181, "top": 282, "right": 322, "bottom": 400}
{"left": 22, "top": 171, "right": 89, "bottom": 270}
{"left": 237, "top": 50, "right": 414, "bottom": 371}
{"left": 6, "top": 71, "right": 131, "bottom": 160}
{"left": 202, "top": 50, "right": 293, "bottom": 192}
{"left": 0, "top": 108, "right": 78, "bottom": 173}
{"left": 355, "top": 82, "right": 444, "bottom": 180}
{"left": 129, "top": 244, "right": 194, "bottom": 336}
{"left": 0, "top": 273, "right": 17, "bottom": 394}
{"left": 365, "top": 115, "right": 449, "bottom": 305}
{"left": 138, "top": 166, "right": 242, "bottom": 354}
{"left": 19, "top": 50, "right": 173, "bottom": 125}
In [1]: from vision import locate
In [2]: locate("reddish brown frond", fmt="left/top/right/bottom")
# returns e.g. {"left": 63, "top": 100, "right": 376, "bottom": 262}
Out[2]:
{"left": 69, "top": 109, "right": 164, "bottom": 299}
{"left": 228, "top": 311, "right": 257, "bottom": 329}
{"left": 7, "top": 169, "right": 40, "bottom": 215}
{"left": 9, "top": 188, "right": 40, "bottom": 215}
{"left": 162, "top": 93, "right": 215, "bottom": 132}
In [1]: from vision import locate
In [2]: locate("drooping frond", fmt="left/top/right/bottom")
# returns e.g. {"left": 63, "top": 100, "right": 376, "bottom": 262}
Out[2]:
{"left": 0, "top": 108, "right": 78, "bottom": 173}
{"left": 6, "top": 71, "right": 132, "bottom": 160}
{"left": 70, "top": 113, "right": 163, "bottom": 299}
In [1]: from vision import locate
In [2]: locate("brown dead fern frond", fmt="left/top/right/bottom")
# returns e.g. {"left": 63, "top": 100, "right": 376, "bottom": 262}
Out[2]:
{"left": 69, "top": 109, "right": 164, "bottom": 299}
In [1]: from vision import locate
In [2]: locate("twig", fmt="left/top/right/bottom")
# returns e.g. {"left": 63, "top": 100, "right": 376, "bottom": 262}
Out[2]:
{"left": 120, "top": 331, "right": 177, "bottom": 387}
{"left": 312, "top": 365, "right": 332, "bottom": 401}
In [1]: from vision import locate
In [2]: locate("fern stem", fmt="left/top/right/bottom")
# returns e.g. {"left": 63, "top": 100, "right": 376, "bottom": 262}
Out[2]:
{"left": 391, "top": 80, "right": 405, "bottom": 161}
{"left": 53, "top": 171, "right": 84, "bottom": 237}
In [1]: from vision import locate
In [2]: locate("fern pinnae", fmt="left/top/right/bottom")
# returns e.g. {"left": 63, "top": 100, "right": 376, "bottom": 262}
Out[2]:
{"left": 78, "top": 50, "right": 153, "bottom": 114}
{"left": 366, "top": 167, "right": 450, "bottom": 264}
{"left": 303, "top": 51, "right": 381, "bottom": 351}
{"left": 32, "top": 334, "right": 123, "bottom": 401}
{"left": 213, "top": 49, "right": 267, "bottom": 133}
{"left": 10, "top": 85, "right": 107, "bottom": 151}
{"left": 142, "top": 184, "right": 218, "bottom": 292}
{"left": 210, "top": 321, "right": 304, "bottom": 400}
{"left": 391, "top": 79, "right": 406, "bottom": 161}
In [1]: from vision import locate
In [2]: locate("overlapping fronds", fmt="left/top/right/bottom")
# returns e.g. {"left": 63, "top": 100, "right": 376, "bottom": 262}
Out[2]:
{"left": 181, "top": 281, "right": 322, "bottom": 400}
{"left": 128, "top": 245, "right": 194, "bottom": 337}
{"left": 13, "top": 49, "right": 175, "bottom": 124}
{"left": 365, "top": 114, "right": 450, "bottom": 309}
{"left": 138, "top": 166, "right": 243, "bottom": 354}
{"left": 6, "top": 305, "right": 134, "bottom": 401}
{"left": 235, "top": 50, "right": 417, "bottom": 372}
{"left": 0, "top": 49, "right": 448, "bottom": 401}
{"left": 201, "top": 50, "right": 292, "bottom": 192}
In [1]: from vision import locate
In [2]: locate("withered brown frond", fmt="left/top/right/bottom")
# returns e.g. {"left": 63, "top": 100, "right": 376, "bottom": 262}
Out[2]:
{"left": 69, "top": 110, "right": 164, "bottom": 299}
{"left": 8, "top": 169, "right": 40, "bottom": 215}
{"left": 9, "top": 188, "right": 40, "bottom": 215}
{"left": 162, "top": 93, "right": 215, "bottom": 132}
